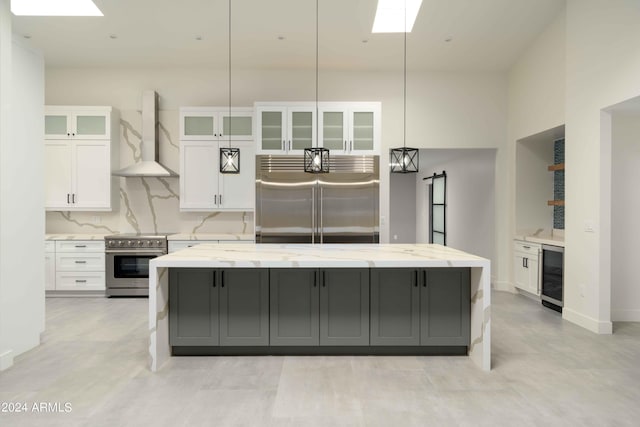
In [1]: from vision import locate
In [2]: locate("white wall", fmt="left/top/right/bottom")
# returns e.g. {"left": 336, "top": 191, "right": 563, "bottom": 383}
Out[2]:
{"left": 563, "top": 0, "right": 640, "bottom": 333}
{"left": 515, "top": 136, "right": 555, "bottom": 232}
{"left": 415, "top": 149, "right": 496, "bottom": 265}
{"left": 45, "top": 67, "right": 509, "bottom": 282}
{"left": 610, "top": 113, "right": 640, "bottom": 321}
{"left": 506, "top": 7, "right": 566, "bottom": 292}
{"left": 0, "top": 0, "right": 45, "bottom": 370}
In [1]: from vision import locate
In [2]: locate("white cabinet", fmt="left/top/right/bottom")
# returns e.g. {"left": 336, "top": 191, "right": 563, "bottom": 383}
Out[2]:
{"left": 513, "top": 240, "right": 541, "bottom": 295}
{"left": 179, "top": 139, "right": 255, "bottom": 211}
{"left": 51, "top": 240, "right": 106, "bottom": 292}
{"left": 318, "top": 103, "right": 381, "bottom": 155}
{"left": 256, "top": 102, "right": 380, "bottom": 155}
{"left": 45, "top": 106, "right": 112, "bottom": 140}
{"left": 45, "top": 241, "right": 55, "bottom": 291}
{"left": 256, "top": 104, "right": 316, "bottom": 154}
{"left": 180, "top": 107, "right": 253, "bottom": 141}
{"left": 44, "top": 106, "right": 118, "bottom": 212}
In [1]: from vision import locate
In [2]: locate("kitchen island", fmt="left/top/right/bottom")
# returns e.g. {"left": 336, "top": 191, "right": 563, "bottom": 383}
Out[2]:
{"left": 149, "top": 244, "right": 491, "bottom": 371}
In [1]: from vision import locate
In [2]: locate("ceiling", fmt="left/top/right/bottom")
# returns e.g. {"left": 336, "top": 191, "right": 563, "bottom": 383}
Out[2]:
{"left": 11, "top": 0, "right": 565, "bottom": 71}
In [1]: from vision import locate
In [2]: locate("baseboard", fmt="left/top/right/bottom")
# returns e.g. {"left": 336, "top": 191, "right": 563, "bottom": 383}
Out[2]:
{"left": 492, "top": 281, "right": 516, "bottom": 293}
{"left": 612, "top": 309, "right": 640, "bottom": 322}
{"left": 0, "top": 350, "right": 14, "bottom": 371}
{"left": 563, "top": 307, "right": 613, "bottom": 334}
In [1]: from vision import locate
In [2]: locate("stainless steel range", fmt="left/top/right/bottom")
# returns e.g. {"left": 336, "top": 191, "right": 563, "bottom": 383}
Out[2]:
{"left": 105, "top": 234, "right": 168, "bottom": 297}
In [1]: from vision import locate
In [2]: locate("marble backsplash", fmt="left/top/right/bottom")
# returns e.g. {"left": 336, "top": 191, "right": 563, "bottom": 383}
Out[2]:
{"left": 45, "top": 109, "right": 254, "bottom": 236}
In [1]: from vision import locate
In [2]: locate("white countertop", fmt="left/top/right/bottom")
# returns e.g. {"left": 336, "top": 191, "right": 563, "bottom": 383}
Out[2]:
{"left": 45, "top": 233, "right": 109, "bottom": 241}
{"left": 167, "top": 233, "right": 255, "bottom": 241}
{"left": 514, "top": 229, "right": 565, "bottom": 247}
{"left": 152, "top": 243, "right": 489, "bottom": 269}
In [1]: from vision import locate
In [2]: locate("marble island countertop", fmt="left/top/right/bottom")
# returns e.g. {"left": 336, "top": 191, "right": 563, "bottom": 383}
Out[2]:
{"left": 167, "top": 233, "right": 255, "bottom": 241}
{"left": 152, "top": 243, "right": 489, "bottom": 269}
{"left": 149, "top": 243, "right": 492, "bottom": 373}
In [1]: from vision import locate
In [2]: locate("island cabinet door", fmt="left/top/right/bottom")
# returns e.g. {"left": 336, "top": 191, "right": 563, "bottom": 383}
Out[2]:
{"left": 169, "top": 269, "right": 219, "bottom": 346}
{"left": 420, "top": 268, "right": 471, "bottom": 346}
{"left": 269, "top": 269, "right": 319, "bottom": 346}
{"left": 370, "top": 269, "right": 420, "bottom": 346}
{"left": 319, "top": 268, "right": 369, "bottom": 346}
{"left": 219, "top": 269, "right": 269, "bottom": 346}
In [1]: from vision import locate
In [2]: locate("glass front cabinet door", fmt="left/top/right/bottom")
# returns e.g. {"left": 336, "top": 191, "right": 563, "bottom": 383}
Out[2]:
{"left": 318, "top": 103, "right": 380, "bottom": 155}
{"left": 45, "top": 107, "right": 111, "bottom": 140}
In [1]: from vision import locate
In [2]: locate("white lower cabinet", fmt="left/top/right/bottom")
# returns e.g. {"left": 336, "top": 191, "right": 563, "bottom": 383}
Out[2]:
{"left": 45, "top": 242, "right": 56, "bottom": 291}
{"left": 513, "top": 240, "right": 541, "bottom": 295}
{"left": 47, "top": 240, "right": 106, "bottom": 293}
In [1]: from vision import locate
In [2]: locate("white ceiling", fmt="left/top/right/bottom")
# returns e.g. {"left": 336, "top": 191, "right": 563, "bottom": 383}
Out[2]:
{"left": 12, "top": 0, "right": 565, "bottom": 71}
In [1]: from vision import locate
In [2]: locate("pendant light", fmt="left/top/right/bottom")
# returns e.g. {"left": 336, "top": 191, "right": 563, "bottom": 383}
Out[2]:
{"left": 220, "top": 0, "right": 240, "bottom": 174}
{"left": 390, "top": 0, "right": 419, "bottom": 174}
{"left": 304, "top": 0, "right": 329, "bottom": 173}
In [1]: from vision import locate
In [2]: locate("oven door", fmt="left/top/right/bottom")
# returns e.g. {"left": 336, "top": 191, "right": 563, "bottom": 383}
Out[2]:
{"left": 106, "top": 250, "right": 164, "bottom": 290}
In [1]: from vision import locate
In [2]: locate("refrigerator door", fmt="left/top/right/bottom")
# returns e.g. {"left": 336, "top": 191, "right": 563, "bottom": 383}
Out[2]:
{"left": 319, "top": 173, "right": 379, "bottom": 243}
{"left": 256, "top": 171, "right": 317, "bottom": 243}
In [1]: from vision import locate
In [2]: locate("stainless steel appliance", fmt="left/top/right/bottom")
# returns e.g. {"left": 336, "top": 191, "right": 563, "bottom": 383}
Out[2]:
{"left": 105, "top": 234, "right": 168, "bottom": 296}
{"left": 541, "top": 244, "right": 564, "bottom": 312}
{"left": 256, "top": 155, "right": 379, "bottom": 243}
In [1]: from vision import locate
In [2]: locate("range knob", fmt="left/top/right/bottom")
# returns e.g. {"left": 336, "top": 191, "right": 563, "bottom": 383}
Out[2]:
{"left": 155, "top": 240, "right": 162, "bottom": 247}
{"left": 128, "top": 241, "right": 134, "bottom": 247}
{"left": 118, "top": 240, "right": 124, "bottom": 247}
{"left": 137, "top": 240, "right": 143, "bottom": 247}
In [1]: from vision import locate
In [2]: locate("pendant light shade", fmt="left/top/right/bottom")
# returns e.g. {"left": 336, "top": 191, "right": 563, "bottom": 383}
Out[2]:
{"left": 304, "top": 147, "right": 329, "bottom": 173}
{"left": 304, "top": 0, "right": 329, "bottom": 173}
{"left": 220, "top": 147, "right": 240, "bottom": 173}
{"left": 220, "top": 0, "right": 240, "bottom": 174}
{"left": 390, "top": 1, "right": 419, "bottom": 174}
{"left": 390, "top": 147, "right": 419, "bottom": 173}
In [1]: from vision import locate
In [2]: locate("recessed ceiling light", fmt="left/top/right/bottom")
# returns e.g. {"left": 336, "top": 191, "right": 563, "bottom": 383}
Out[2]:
{"left": 109, "top": 34, "right": 117, "bottom": 39}
{"left": 195, "top": 35, "right": 203, "bottom": 41}
{"left": 277, "top": 36, "right": 285, "bottom": 41}
{"left": 372, "top": 0, "right": 422, "bottom": 33}
{"left": 444, "top": 37, "right": 453, "bottom": 43}
{"left": 362, "top": 39, "right": 369, "bottom": 44}
{"left": 11, "top": 0, "right": 103, "bottom": 16}
{"left": 23, "top": 34, "right": 31, "bottom": 39}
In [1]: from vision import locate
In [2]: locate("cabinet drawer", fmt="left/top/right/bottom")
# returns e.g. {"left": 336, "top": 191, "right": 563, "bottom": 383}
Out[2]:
{"left": 45, "top": 241, "right": 56, "bottom": 252}
{"left": 56, "top": 253, "right": 105, "bottom": 271}
{"left": 56, "top": 272, "right": 105, "bottom": 291}
{"left": 513, "top": 240, "right": 541, "bottom": 256}
{"left": 56, "top": 240, "right": 105, "bottom": 253}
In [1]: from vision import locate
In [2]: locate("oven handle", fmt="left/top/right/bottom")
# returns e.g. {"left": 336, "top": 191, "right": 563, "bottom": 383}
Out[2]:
{"left": 105, "top": 250, "right": 166, "bottom": 256}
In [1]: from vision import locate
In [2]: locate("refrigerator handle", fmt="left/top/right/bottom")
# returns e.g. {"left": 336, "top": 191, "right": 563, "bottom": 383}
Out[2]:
{"left": 311, "top": 186, "right": 315, "bottom": 244}
{"left": 320, "top": 186, "right": 323, "bottom": 243}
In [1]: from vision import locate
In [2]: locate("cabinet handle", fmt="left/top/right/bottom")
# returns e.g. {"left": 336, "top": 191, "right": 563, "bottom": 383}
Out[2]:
{"left": 322, "top": 270, "right": 326, "bottom": 287}
{"left": 343, "top": 140, "right": 347, "bottom": 151}
{"left": 75, "top": 260, "right": 87, "bottom": 264}
{"left": 289, "top": 140, "right": 292, "bottom": 151}
{"left": 75, "top": 280, "right": 87, "bottom": 283}
{"left": 67, "top": 194, "right": 70, "bottom": 204}
{"left": 282, "top": 140, "right": 285, "bottom": 151}
{"left": 525, "top": 258, "right": 528, "bottom": 268}
{"left": 414, "top": 270, "right": 418, "bottom": 287}
{"left": 67, "top": 132, "right": 71, "bottom": 137}
{"left": 72, "top": 194, "right": 76, "bottom": 203}
{"left": 212, "top": 272, "right": 216, "bottom": 287}
{"left": 219, "top": 194, "right": 222, "bottom": 205}
{"left": 214, "top": 194, "right": 217, "bottom": 205}
{"left": 423, "top": 270, "right": 427, "bottom": 287}
{"left": 523, "top": 245, "right": 530, "bottom": 249}
{"left": 350, "top": 140, "right": 353, "bottom": 152}
{"left": 74, "top": 245, "right": 87, "bottom": 248}
{"left": 221, "top": 270, "right": 224, "bottom": 288}
{"left": 313, "top": 271, "right": 317, "bottom": 287}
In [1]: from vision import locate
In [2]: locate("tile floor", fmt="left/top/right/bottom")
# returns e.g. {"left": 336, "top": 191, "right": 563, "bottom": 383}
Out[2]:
{"left": 1, "top": 292, "right": 639, "bottom": 426}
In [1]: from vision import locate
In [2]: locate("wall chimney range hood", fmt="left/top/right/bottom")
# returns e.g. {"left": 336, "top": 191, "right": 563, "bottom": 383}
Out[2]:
{"left": 113, "top": 90, "right": 178, "bottom": 177}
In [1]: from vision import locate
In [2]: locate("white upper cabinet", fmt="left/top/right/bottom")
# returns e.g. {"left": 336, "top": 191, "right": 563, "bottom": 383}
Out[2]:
{"left": 255, "top": 103, "right": 316, "bottom": 154}
{"left": 44, "top": 106, "right": 119, "bottom": 211}
{"left": 180, "top": 107, "right": 253, "bottom": 141}
{"left": 45, "top": 106, "right": 112, "bottom": 140}
{"left": 257, "top": 102, "right": 380, "bottom": 155}
{"left": 318, "top": 103, "right": 381, "bottom": 155}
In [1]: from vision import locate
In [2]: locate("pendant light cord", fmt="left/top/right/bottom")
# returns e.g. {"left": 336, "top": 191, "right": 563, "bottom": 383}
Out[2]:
{"left": 315, "top": 0, "right": 318, "bottom": 148}
{"left": 228, "top": 0, "right": 231, "bottom": 148}
{"left": 403, "top": 0, "right": 406, "bottom": 149}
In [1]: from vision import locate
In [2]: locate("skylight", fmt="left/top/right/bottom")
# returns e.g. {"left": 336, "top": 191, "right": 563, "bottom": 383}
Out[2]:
{"left": 11, "top": 0, "right": 103, "bottom": 16}
{"left": 372, "top": 0, "right": 422, "bottom": 33}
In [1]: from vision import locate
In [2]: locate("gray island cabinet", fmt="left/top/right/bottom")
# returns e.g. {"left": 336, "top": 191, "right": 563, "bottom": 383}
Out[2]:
{"left": 150, "top": 244, "right": 491, "bottom": 371}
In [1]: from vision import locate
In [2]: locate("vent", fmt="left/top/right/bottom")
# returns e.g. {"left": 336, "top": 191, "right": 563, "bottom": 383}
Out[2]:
{"left": 258, "top": 155, "right": 378, "bottom": 173}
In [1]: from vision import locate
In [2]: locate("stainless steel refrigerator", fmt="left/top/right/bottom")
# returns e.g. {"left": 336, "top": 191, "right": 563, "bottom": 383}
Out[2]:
{"left": 256, "top": 155, "right": 379, "bottom": 243}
